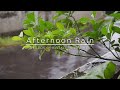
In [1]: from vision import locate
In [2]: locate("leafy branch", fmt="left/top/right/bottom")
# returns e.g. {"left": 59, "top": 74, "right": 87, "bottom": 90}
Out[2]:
{"left": 12, "top": 11, "right": 120, "bottom": 79}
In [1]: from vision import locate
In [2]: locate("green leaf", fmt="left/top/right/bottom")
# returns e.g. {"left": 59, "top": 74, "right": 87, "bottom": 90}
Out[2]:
{"left": 58, "top": 18, "right": 73, "bottom": 27}
{"left": 91, "top": 11, "right": 96, "bottom": 19}
{"left": 56, "top": 22, "right": 64, "bottom": 30}
{"left": 22, "top": 36, "right": 29, "bottom": 42}
{"left": 56, "top": 11, "right": 68, "bottom": 16}
{"left": 22, "top": 45, "right": 32, "bottom": 50}
{"left": 79, "top": 17, "right": 90, "bottom": 24}
{"left": 38, "top": 18, "right": 46, "bottom": 32}
{"left": 12, "top": 36, "right": 22, "bottom": 41}
{"left": 52, "top": 30, "right": 61, "bottom": 35}
{"left": 94, "top": 19, "right": 105, "bottom": 31}
{"left": 23, "top": 28, "right": 35, "bottom": 37}
{"left": 109, "top": 22, "right": 113, "bottom": 33}
{"left": 106, "top": 33, "right": 111, "bottom": 40}
{"left": 52, "top": 15, "right": 59, "bottom": 20}
{"left": 79, "top": 25, "right": 88, "bottom": 30}
{"left": 45, "top": 31, "right": 54, "bottom": 39}
{"left": 63, "top": 28, "right": 76, "bottom": 38}
{"left": 101, "top": 26, "right": 108, "bottom": 35}
{"left": 26, "top": 12, "right": 35, "bottom": 22}
{"left": 110, "top": 13, "right": 120, "bottom": 20}
{"left": 63, "top": 33, "right": 71, "bottom": 38}
{"left": 90, "top": 19, "right": 96, "bottom": 25}
{"left": 112, "top": 26, "right": 120, "bottom": 34}
{"left": 52, "top": 30, "right": 64, "bottom": 37}
{"left": 104, "top": 62, "right": 116, "bottom": 79}
{"left": 46, "top": 21, "right": 54, "bottom": 29}
{"left": 70, "top": 28, "right": 76, "bottom": 35}
{"left": 23, "top": 12, "right": 35, "bottom": 29}
{"left": 84, "top": 31, "right": 99, "bottom": 39}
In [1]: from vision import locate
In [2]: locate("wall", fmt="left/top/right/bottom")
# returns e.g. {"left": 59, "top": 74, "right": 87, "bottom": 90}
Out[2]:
{"left": 48, "top": 11, "right": 105, "bottom": 22}
{"left": 0, "top": 11, "right": 105, "bottom": 34}
{"left": 0, "top": 11, "right": 25, "bottom": 34}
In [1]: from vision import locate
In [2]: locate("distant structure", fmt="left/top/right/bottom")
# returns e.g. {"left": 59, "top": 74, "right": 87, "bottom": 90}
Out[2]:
{"left": 0, "top": 11, "right": 105, "bottom": 34}
{"left": 0, "top": 11, "right": 25, "bottom": 34}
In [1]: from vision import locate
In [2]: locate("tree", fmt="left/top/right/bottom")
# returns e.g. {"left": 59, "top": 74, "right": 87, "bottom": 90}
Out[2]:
{"left": 12, "top": 11, "right": 120, "bottom": 79}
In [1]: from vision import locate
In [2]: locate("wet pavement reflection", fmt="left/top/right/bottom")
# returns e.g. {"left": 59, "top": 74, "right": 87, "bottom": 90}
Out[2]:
{"left": 0, "top": 42, "right": 109, "bottom": 79}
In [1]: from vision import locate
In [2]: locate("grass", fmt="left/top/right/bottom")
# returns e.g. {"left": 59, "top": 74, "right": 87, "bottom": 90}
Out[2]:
{"left": 0, "top": 37, "right": 21, "bottom": 48}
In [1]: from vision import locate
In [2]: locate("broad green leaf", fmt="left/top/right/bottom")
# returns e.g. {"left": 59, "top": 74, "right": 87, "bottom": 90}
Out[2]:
{"left": 84, "top": 31, "right": 99, "bottom": 39}
{"left": 63, "top": 31, "right": 71, "bottom": 38}
{"left": 26, "top": 12, "right": 35, "bottom": 22}
{"left": 45, "top": 31, "right": 54, "bottom": 39}
{"left": 93, "top": 19, "right": 105, "bottom": 31}
{"left": 106, "top": 33, "right": 111, "bottom": 40}
{"left": 104, "top": 62, "right": 116, "bottom": 79}
{"left": 52, "top": 30, "right": 64, "bottom": 37}
{"left": 110, "top": 13, "right": 120, "bottom": 20}
{"left": 112, "top": 26, "right": 120, "bottom": 34}
{"left": 79, "top": 17, "right": 90, "bottom": 24}
{"left": 90, "top": 19, "right": 96, "bottom": 25}
{"left": 92, "top": 19, "right": 104, "bottom": 31}
{"left": 101, "top": 26, "right": 108, "bottom": 35}
{"left": 63, "top": 28, "right": 76, "bottom": 38}
{"left": 46, "top": 21, "right": 54, "bottom": 29}
{"left": 52, "top": 30, "right": 61, "bottom": 35}
{"left": 109, "top": 22, "right": 114, "bottom": 34}
{"left": 70, "top": 28, "right": 76, "bottom": 35}
{"left": 38, "top": 18, "right": 46, "bottom": 32}
{"left": 58, "top": 18, "right": 73, "bottom": 27}
{"left": 56, "top": 22, "right": 64, "bottom": 30}
{"left": 23, "top": 28, "right": 35, "bottom": 37}
{"left": 22, "top": 36, "right": 29, "bottom": 42}
{"left": 38, "top": 25, "right": 45, "bottom": 32}
{"left": 12, "top": 36, "right": 22, "bottom": 41}
{"left": 23, "top": 19, "right": 30, "bottom": 25}
{"left": 23, "top": 12, "right": 35, "bottom": 29}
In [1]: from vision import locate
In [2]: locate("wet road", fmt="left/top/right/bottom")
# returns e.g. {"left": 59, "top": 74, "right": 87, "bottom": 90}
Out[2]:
{"left": 0, "top": 42, "right": 109, "bottom": 79}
